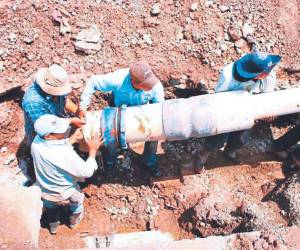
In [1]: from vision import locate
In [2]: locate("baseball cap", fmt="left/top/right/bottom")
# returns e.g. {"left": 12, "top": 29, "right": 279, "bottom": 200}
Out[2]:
{"left": 35, "top": 64, "right": 72, "bottom": 96}
{"left": 34, "top": 114, "right": 70, "bottom": 137}
{"left": 129, "top": 61, "right": 159, "bottom": 88}
{"left": 234, "top": 52, "right": 281, "bottom": 80}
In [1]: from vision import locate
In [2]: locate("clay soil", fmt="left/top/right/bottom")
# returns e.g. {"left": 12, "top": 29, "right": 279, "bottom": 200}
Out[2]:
{"left": 0, "top": 0, "right": 300, "bottom": 249}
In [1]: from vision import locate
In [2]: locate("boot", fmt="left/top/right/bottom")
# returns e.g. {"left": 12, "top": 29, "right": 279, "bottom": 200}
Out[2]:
{"left": 46, "top": 207, "right": 60, "bottom": 234}
{"left": 195, "top": 150, "right": 210, "bottom": 174}
{"left": 69, "top": 211, "right": 84, "bottom": 229}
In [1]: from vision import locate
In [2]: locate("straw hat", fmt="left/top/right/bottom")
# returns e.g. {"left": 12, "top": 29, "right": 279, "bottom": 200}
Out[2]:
{"left": 234, "top": 52, "right": 281, "bottom": 80}
{"left": 35, "top": 64, "right": 71, "bottom": 96}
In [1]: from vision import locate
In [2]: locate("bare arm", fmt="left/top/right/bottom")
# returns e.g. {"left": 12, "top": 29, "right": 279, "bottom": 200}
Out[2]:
{"left": 65, "top": 96, "right": 78, "bottom": 114}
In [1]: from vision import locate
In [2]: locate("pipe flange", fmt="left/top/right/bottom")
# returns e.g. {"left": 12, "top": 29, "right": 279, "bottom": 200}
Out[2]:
{"left": 119, "top": 104, "right": 127, "bottom": 150}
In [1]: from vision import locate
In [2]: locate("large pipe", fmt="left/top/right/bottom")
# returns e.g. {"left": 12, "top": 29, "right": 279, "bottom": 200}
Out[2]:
{"left": 83, "top": 88, "right": 300, "bottom": 149}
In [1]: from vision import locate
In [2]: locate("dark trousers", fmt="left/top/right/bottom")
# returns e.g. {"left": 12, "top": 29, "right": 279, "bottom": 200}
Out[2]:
{"left": 273, "top": 125, "right": 300, "bottom": 151}
{"left": 205, "top": 130, "right": 250, "bottom": 152}
{"left": 103, "top": 141, "right": 158, "bottom": 170}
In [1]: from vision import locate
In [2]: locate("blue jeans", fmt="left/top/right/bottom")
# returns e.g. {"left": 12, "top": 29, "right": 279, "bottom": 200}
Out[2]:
{"left": 205, "top": 130, "right": 250, "bottom": 152}
{"left": 103, "top": 141, "right": 158, "bottom": 170}
{"left": 43, "top": 191, "right": 84, "bottom": 214}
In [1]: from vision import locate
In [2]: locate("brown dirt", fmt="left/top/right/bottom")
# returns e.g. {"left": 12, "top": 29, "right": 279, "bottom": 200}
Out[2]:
{"left": 1, "top": 0, "right": 300, "bottom": 249}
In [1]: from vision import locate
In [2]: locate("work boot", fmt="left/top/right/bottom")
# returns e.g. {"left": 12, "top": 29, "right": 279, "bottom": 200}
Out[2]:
{"left": 49, "top": 221, "right": 60, "bottom": 235}
{"left": 195, "top": 158, "right": 206, "bottom": 174}
{"left": 223, "top": 148, "right": 238, "bottom": 163}
{"left": 69, "top": 211, "right": 84, "bottom": 229}
{"left": 195, "top": 150, "right": 210, "bottom": 174}
{"left": 46, "top": 207, "right": 60, "bottom": 235}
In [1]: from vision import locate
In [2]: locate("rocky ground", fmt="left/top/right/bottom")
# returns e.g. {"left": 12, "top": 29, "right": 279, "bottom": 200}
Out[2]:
{"left": 0, "top": 0, "right": 300, "bottom": 249}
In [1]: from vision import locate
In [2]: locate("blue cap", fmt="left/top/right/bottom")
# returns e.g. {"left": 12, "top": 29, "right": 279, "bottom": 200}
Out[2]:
{"left": 234, "top": 52, "right": 281, "bottom": 80}
{"left": 34, "top": 114, "right": 70, "bottom": 137}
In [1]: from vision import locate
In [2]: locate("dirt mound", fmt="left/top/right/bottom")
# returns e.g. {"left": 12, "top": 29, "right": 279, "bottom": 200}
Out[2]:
{"left": 276, "top": 171, "right": 300, "bottom": 226}
{"left": 188, "top": 191, "right": 242, "bottom": 237}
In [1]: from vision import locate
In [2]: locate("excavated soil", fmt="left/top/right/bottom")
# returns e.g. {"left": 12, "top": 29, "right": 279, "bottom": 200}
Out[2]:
{"left": 1, "top": 0, "right": 300, "bottom": 249}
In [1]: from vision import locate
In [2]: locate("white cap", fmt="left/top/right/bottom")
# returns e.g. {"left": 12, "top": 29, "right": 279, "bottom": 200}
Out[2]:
{"left": 34, "top": 114, "right": 70, "bottom": 137}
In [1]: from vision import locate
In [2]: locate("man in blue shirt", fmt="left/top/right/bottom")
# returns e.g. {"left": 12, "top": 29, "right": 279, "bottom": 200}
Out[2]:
{"left": 197, "top": 52, "right": 281, "bottom": 171}
{"left": 79, "top": 61, "right": 164, "bottom": 177}
{"left": 22, "top": 64, "right": 85, "bottom": 142}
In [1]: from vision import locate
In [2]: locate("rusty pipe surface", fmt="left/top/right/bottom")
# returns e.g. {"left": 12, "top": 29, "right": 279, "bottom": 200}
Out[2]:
{"left": 84, "top": 88, "right": 300, "bottom": 148}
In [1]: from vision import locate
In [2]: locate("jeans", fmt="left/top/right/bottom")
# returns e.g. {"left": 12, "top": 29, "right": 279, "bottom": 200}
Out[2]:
{"left": 272, "top": 124, "right": 300, "bottom": 151}
{"left": 43, "top": 191, "right": 84, "bottom": 215}
{"left": 103, "top": 141, "right": 158, "bottom": 170}
{"left": 205, "top": 130, "right": 250, "bottom": 152}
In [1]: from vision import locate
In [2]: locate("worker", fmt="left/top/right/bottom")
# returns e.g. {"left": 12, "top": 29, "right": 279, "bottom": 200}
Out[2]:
{"left": 22, "top": 64, "right": 85, "bottom": 142}
{"left": 272, "top": 124, "right": 300, "bottom": 171}
{"left": 21, "top": 64, "right": 85, "bottom": 180}
{"left": 198, "top": 52, "right": 281, "bottom": 171}
{"left": 31, "top": 114, "right": 104, "bottom": 234}
{"left": 79, "top": 61, "right": 164, "bottom": 177}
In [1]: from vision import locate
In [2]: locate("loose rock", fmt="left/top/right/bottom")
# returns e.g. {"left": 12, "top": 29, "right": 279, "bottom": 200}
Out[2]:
{"left": 218, "top": 5, "right": 229, "bottom": 13}
{"left": 143, "top": 34, "right": 153, "bottom": 46}
{"left": 0, "top": 146, "right": 7, "bottom": 153}
{"left": 8, "top": 33, "right": 17, "bottom": 43}
{"left": 4, "top": 154, "right": 16, "bottom": 165}
{"left": 242, "top": 23, "right": 254, "bottom": 39}
{"left": 151, "top": 3, "right": 160, "bottom": 16}
{"left": 74, "top": 25, "right": 103, "bottom": 54}
{"left": 190, "top": 3, "right": 198, "bottom": 12}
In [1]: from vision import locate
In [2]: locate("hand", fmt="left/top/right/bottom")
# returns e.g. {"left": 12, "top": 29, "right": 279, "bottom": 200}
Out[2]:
{"left": 77, "top": 109, "right": 86, "bottom": 120}
{"left": 69, "top": 128, "right": 84, "bottom": 145}
{"left": 86, "top": 133, "right": 105, "bottom": 158}
{"left": 69, "top": 117, "right": 85, "bottom": 128}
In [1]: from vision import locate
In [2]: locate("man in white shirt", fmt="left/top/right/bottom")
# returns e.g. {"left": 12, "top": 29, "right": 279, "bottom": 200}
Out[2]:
{"left": 197, "top": 52, "right": 281, "bottom": 171}
{"left": 31, "top": 114, "right": 104, "bottom": 234}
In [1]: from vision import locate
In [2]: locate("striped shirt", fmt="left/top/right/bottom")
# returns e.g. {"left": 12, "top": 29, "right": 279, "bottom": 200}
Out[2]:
{"left": 22, "top": 83, "right": 67, "bottom": 143}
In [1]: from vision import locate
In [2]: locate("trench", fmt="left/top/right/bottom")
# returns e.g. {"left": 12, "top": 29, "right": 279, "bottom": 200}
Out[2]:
{"left": 0, "top": 87, "right": 298, "bottom": 249}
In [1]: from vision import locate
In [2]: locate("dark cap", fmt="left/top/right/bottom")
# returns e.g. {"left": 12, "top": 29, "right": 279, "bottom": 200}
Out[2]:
{"left": 129, "top": 61, "right": 159, "bottom": 88}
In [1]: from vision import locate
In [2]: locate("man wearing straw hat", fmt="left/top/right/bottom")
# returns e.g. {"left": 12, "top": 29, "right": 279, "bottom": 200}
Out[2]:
{"left": 22, "top": 64, "right": 85, "bottom": 142}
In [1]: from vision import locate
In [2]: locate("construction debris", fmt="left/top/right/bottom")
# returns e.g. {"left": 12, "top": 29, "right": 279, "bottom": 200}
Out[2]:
{"left": 74, "top": 24, "right": 103, "bottom": 54}
{"left": 52, "top": 9, "right": 72, "bottom": 35}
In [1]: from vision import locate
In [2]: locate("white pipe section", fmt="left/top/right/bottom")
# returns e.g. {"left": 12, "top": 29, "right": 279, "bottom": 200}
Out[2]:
{"left": 124, "top": 103, "right": 165, "bottom": 142}
{"left": 84, "top": 88, "right": 300, "bottom": 145}
{"left": 251, "top": 88, "right": 300, "bottom": 119}
{"left": 124, "top": 88, "right": 300, "bottom": 143}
